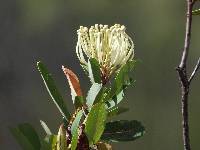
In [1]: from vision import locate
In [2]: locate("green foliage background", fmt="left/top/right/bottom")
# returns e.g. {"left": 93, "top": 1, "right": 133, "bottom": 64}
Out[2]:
{"left": 0, "top": 0, "right": 200, "bottom": 149}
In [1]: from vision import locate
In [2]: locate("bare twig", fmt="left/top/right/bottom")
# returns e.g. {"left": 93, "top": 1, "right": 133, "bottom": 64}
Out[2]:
{"left": 189, "top": 57, "right": 200, "bottom": 83}
{"left": 177, "top": 0, "right": 200, "bottom": 150}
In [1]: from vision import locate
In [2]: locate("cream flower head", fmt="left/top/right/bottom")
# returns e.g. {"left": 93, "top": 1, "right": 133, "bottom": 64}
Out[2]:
{"left": 76, "top": 24, "right": 134, "bottom": 83}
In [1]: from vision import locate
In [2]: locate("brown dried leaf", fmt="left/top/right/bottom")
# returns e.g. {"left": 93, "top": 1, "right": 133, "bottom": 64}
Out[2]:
{"left": 62, "top": 66, "right": 82, "bottom": 97}
{"left": 97, "top": 142, "right": 113, "bottom": 150}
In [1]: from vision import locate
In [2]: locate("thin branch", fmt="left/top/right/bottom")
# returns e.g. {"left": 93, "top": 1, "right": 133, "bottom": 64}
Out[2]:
{"left": 179, "top": 0, "right": 194, "bottom": 69}
{"left": 176, "top": 0, "right": 196, "bottom": 150}
{"left": 189, "top": 57, "right": 200, "bottom": 83}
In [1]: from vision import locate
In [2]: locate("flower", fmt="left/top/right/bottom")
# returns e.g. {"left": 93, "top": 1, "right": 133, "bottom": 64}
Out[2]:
{"left": 76, "top": 24, "right": 134, "bottom": 82}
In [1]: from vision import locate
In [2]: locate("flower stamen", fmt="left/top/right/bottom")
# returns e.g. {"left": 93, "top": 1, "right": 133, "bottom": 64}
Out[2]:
{"left": 76, "top": 24, "right": 134, "bottom": 82}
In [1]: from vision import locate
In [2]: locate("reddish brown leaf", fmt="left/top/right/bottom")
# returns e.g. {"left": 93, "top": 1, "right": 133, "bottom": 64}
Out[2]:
{"left": 62, "top": 66, "right": 82, "bottom": 97}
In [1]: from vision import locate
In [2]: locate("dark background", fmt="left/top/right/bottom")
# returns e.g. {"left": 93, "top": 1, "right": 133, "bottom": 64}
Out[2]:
{"left": 0, "top": 0, "right": 200, "bottom": 149}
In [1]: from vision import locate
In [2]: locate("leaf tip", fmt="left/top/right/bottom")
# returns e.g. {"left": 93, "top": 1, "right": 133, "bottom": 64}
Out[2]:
{"left": 61, "top": 65, "right": 65, "bottom": 71}
{"left": 37, "top": 61, "right": 42, "bottom": 67}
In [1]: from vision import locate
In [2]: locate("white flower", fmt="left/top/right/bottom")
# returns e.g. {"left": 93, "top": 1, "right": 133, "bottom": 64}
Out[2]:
{"left": 76, "top": 24, "right": 134, "bottom": 81}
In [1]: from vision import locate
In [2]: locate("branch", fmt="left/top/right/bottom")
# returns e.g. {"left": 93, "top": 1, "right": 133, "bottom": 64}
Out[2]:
{"left": 176, "top": 0, "right": 196, "bottom": 150}
{"left": 179, "top": 0, "right": 194, "bottom": 69}
{"left": 189, "top": 57, "right": 200, "bottom": 83}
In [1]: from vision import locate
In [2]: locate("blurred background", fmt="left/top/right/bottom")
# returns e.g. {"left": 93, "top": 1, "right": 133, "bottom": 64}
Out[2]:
{"left": 0, "top": 0, "right": 200, "bottom": 149}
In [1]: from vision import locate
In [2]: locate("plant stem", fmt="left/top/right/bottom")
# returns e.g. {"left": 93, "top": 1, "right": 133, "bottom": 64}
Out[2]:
{"left": 176, "top": 0, "right": 199, "bottom": 150}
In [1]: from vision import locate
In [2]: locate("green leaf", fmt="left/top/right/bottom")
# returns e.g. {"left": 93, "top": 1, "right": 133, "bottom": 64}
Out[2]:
{"left": 50, "top": 135, "right": 57, "bottom": 150}
{"left": 10, "top": 123, "right": 41, "bottom": 150}
{"left": 122, "top": 77, "right": 136, "bottom": 90}
{"left": 40, "top": 140, "right": 51, "bottom": 150}
{"left": 44, "top": 135, "right": 57, "bottom": 150}
{"left": 18, "top": 124, "right": 41, "bottom": 149}
{"left": 88, "top": 58, "right": 101, "bottom": 84}
{"left": 56, "top": 125, "right": 67, "bottom": 150}
{"left": 102, "top": 88, "right": 112, "bottom": 103}
{"left": 192, "top": 9, "right": 200, "bottom": 15}
{"left": 10, "top": 128, "right": 35, "bottom": 150}
{"left": 40, "top": 120, "right": 52, "bottom": 136}
{"left": 71, "top": 110, "right": 83, "bottom": 150}
{"left": 62, "top": 117, "right": 68, "bottom": 129}
{"left": 71, "top": 110, "right": 83, "bottom": 134}
{"left": 85, "top": 103, "right": 108, "bottom": 146}
{"left": 86, "top": 83, "right": 102, "bottom": 108}
{"left": 71, "top": 131, "right": 79, "bottom": 150}
{"left": 101, "top": 120, "right": 145, "bottom": 142}
{"left": 105, "top": 60, "right": 136, "bottom": 109}
{"left": 106, "top": 90, "right": 124, "bottom": 109}
{"left": 93, "top": 87, "right": 107, "bottom": 105}
{"left": 111, "top": 60, "right": 136, "bottom": 96}
{"left": 41, "top": 136, "right": 57, "bottom": 150}
{"left": 37, "top": 61, "right": 71, "bottom": 121}
{"left": 107, "top": 107, "right": 129, "bottom": 118}
{"left": 74, "top": 96, "right": 84, "bottom": 109}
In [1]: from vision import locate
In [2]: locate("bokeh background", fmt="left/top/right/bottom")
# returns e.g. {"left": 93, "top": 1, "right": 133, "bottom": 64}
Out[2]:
{"left": 0, "top": 0, "right": 200, "bottom": 149}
